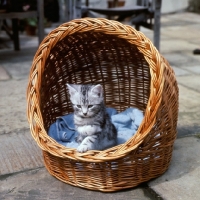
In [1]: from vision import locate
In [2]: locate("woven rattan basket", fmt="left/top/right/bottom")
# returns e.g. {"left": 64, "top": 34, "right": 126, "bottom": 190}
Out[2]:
{"left": 27, "top": 18, "right": 179, "bottom": 192}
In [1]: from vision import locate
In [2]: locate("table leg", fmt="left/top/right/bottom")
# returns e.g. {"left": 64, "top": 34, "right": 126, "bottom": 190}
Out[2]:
{"left": 12, "top": 18, "right": 20, "bottom": 51}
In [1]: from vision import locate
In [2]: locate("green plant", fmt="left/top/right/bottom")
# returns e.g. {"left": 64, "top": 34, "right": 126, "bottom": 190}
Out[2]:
{"left": 188, "top": 0, "right": 200, "bottom": 13}
{"left": 196, "top": 133, "right": 200, "bottom": 138}
{"left": 26, "top": 17, "right": 37, "bottom": 27}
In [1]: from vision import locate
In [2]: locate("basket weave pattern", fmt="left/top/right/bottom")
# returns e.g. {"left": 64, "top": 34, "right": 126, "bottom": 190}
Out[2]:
{"left": 27, "top": 18, "right": 179, "bottom": 191}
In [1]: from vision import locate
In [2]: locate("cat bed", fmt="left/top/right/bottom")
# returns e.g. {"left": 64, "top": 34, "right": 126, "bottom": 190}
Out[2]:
{"left": 48, "top": 107, "right": 144, "bottom": 148}
{"left": 27, "top": 18, "right": 179, "bottom": 192}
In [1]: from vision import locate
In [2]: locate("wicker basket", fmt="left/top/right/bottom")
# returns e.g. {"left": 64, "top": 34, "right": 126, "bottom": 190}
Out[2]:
{"left": 27, "top": 18, "right": 179, "bottom": 192}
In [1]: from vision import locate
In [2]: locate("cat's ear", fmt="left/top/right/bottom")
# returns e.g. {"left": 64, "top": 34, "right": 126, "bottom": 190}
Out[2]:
{"left": 91, "top": 84, "right": 103, "bottom": 97}
{"left": 67, "top": 84, "right": 77, "bottom": 96}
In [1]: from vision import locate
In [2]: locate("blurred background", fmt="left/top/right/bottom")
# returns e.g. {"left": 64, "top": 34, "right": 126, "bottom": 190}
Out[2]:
{"left": 0, "top": 0, "right": 199, "bottom": 39}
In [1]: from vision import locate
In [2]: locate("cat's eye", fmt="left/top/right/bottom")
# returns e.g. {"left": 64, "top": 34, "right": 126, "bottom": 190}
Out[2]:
{"left": 76, "top": 105, "right": 81, "bottom": 108}
{"left": 88, "top": 105, "right": 93, "bottom": 108}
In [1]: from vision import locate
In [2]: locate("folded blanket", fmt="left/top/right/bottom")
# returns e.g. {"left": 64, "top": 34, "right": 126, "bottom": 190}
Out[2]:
{"left": 48, "top": 107, "right": 143, "bottom": 148}
{"left": 113, "top": 108, "right": 144, "bottom": 144}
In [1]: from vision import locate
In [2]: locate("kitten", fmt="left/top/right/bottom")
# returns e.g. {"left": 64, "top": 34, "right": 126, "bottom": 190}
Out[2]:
{"left": 67, "top": 84, "right": 117, "bottom": 153}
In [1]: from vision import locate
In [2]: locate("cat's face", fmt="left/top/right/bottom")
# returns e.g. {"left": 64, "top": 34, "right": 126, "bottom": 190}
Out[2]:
{"left": 67, "top": 84, "right": 104, "bottom": 117}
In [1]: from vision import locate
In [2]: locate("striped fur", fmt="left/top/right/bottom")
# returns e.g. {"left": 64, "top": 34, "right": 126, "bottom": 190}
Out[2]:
{"left": 67, "top": 84, "right": 117, "bottom": 153}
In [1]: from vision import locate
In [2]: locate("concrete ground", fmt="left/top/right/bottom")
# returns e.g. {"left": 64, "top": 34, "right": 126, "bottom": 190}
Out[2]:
{"left": 0, "top": 11, "right": 200, "bottom": 200}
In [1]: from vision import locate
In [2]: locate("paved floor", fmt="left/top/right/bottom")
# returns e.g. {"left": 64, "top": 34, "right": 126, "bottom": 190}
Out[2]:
{"left": 0, "top": 11, "right": 200, "bottom": 200}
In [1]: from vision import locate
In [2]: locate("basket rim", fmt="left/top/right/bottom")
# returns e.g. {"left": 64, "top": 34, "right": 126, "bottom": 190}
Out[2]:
{"left": 27, "top": 17, "right": 164, "bottom": 162}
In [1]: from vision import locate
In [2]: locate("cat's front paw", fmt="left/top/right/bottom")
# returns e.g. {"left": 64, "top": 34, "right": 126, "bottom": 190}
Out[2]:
{"left": 75, "top": 135, "right": 83, "bottom": 144}
{"left": 77, "top": 144, "right": 90, "bottom": 153}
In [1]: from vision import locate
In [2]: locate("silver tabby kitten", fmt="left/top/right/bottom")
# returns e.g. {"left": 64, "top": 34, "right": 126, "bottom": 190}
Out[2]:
{"left": 67, "top": 84, "right": 117, "bottom": 153}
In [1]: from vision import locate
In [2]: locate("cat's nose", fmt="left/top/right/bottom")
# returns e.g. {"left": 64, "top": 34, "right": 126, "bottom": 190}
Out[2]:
{"left": 83, "top": 113, "right": 87, "bottom": 116}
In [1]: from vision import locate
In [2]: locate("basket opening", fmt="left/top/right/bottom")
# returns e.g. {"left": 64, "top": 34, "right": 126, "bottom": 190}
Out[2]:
{"left": 40, "top": 31, "right": 151, "bottom": 131}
